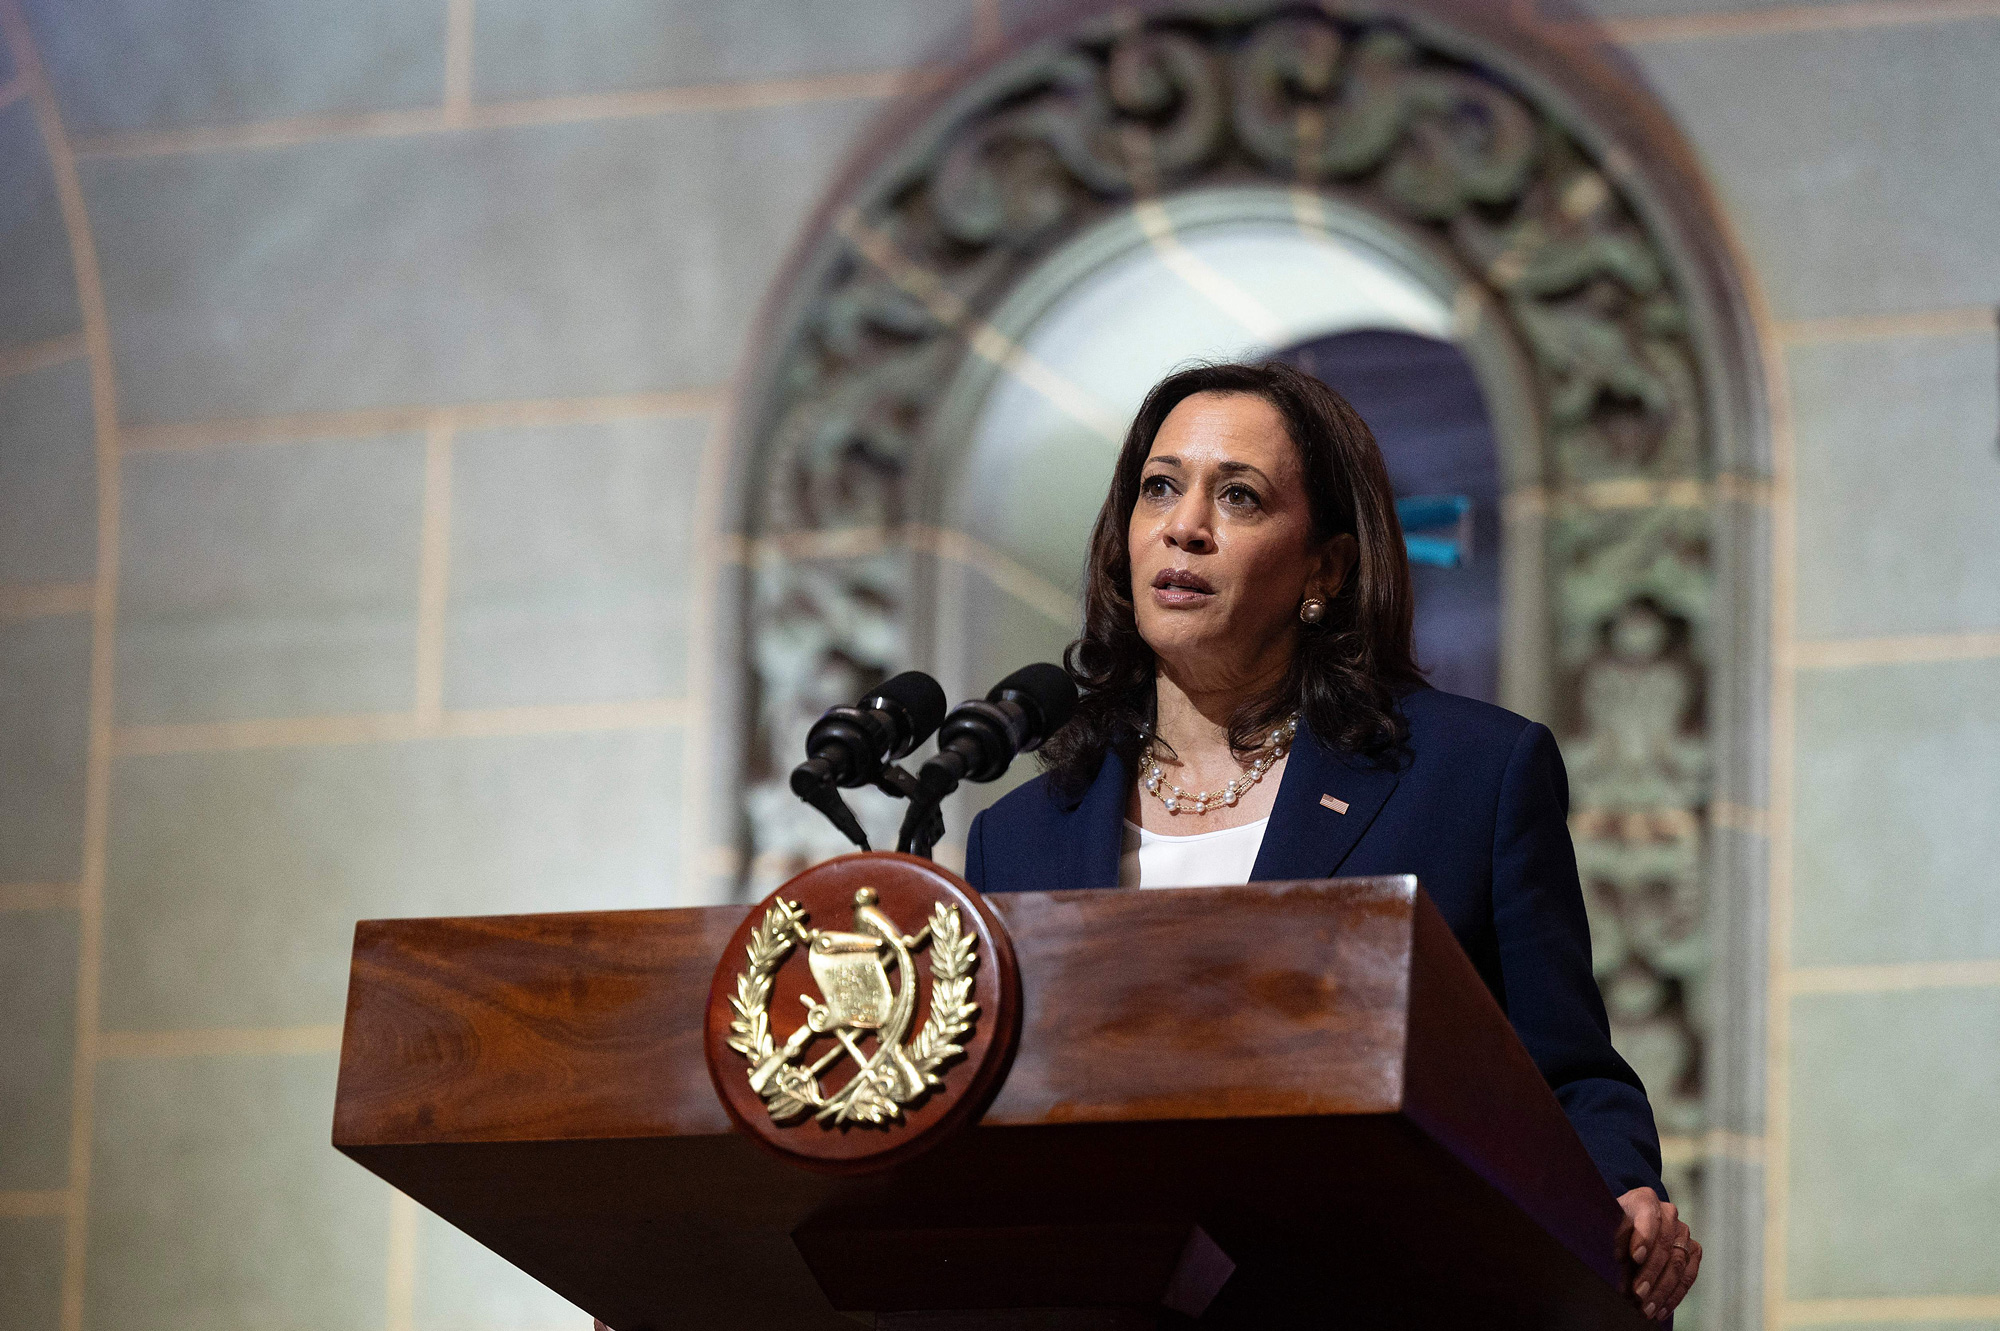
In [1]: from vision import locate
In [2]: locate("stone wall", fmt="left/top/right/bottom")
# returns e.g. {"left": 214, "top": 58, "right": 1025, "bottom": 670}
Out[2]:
{"left": 0, "top": 2, "right": 1995, "bottom": 1329}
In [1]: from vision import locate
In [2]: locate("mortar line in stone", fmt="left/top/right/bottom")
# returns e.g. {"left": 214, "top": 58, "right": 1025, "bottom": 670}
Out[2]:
{"left": 96, "top": 1026, "right": 346, "bottom": 1058}
{"left": 1781, "top": 1294, "right": 2000, "bottom": 1324}
{"left": 1549, "top": 0, "right": 2000, "bottom": 44}
{"left": 0, "top": 1189, "right": 75, "bottom": 1219}
{"left": 111, "top": 698, "right": 692, "bottom": 757}
{"left": 443, "top": 0, "right": 475, "bottom": 124}
{"left": 1708, "top": 799, "right": 1770, "bottom": 838}
{"left": 1707, "top": 1128, "right": 1766, "bottom": 1164}
{"left": 922, "top": 527, "right": 1077, "bottom": 627}
{"left": 1778, "top": 307, "right": 1998, "bottom": 344}
{"left": 0, "top": 882, "right": 82, "bottom": 911}
{"left": 0, "top": 10, "right": 123, "bottom": 1331}
{"left": 1794, "top": 629, "right": 2000, "bottom": 669}
{"left": 682, "top": 397, "right": 736, "bottom": 906}
{"left": 0, "top": 581, "right": 95, "bottom": 623}
{"left": 749, "top": 847, "right": 809, "bottom": 885}
{"left": 1750, "top": 205, "right": 1801, "bottom": 1331}
{"left": 70, "top": 65, "right": 956, "bottom": 160}
{"left": 1786, "top": 959, "right": 2000, "bottom": 995}
{"left": 0, "top": 330, "right": 87, "bottom": 381}
{"left": 414, "top": 424, "right": 455, "bottom": 724}
{"left": 701, "top": 845, "right": 745, "bottom": 880}
{"left": 118, "top": 387, "right": 723, "bottom": 453}
{"left": 726, "top": 521, "right": 1076, "bottom": 629}
{"left": 1659, "top": 1128, "right": 1766, "bottom": 1166}
{"left": 1503, "top": 475, "right": 1772, "bottom": 517}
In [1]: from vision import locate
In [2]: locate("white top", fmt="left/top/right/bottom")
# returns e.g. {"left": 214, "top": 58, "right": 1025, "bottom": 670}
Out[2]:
{"left": 1118, "top": 816, "right": 1271, "bottom": 890}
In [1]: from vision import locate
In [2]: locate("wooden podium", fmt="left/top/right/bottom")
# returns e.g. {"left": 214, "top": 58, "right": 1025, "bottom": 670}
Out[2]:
{"left": 332, "top": 874, "right": 1646, "bottom": 1329}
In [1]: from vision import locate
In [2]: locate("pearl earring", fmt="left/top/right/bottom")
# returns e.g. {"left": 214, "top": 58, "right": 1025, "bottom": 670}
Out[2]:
{"left": 1299, "top": 596, "right": 1326, "bottom": 625}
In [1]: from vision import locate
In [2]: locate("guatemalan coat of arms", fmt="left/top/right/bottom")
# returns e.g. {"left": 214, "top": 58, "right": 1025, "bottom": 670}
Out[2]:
{"left": 703, "top": 853, "right": 1019, "bottom": 1169}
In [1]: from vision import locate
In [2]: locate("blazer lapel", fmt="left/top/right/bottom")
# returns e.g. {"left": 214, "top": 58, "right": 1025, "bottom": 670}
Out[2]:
{"left": 1250, "top": 732, "right": 1402, "bottom": 883}
{"left": 1061, "top": 748, "right": 1130, "bottom": 891}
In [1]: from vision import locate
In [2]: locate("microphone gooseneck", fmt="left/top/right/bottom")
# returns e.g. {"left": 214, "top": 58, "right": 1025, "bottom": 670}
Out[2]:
{"left": 897, "top": 663, "right": 1079, "bottom": 858}
{"left": 790, "top": 671, "right": 948, "bottom": 851}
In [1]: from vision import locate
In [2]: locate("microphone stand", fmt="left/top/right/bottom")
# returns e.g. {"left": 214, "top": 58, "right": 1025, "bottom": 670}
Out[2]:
{"left": 896, "top": 791, "right": 941, "bottom": 860}
{"left": 789, "top": 767, "right": 871, "bottom": 851}
{"left": 876, "top": 765, "right": 945, "bottom": 860}
{"left": 787, "top": 670, "right": 952, "bottom": 860}
{"left": 896, "top": 755, "right": 964, "bottom": 861}
{"left": 791, "top": 761, "right": 944, "bottom": 859}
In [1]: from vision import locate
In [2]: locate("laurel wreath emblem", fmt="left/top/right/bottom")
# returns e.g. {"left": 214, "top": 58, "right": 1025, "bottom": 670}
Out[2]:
{"left": 724, "top": 896, "right": 980, "bottom": 1126}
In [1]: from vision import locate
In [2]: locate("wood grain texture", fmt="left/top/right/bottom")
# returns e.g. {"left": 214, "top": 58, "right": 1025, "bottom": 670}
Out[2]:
{"left": 334, "top": 906, "right": 738, "bottom": 1144}
{"left": 984, "top": 879, "right": 1415, "bottom": 1125}
{"left": 333, "top": 872, "right": 1647, "bottom": 1330}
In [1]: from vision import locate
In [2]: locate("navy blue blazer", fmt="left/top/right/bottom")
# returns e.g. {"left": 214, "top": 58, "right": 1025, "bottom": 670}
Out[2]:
{"left": 964, "top": 684, "right": 1665, "bottom": 1200}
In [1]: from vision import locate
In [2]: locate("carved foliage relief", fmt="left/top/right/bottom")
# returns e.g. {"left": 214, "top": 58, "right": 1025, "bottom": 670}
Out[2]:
{"left": 739, "top": 5, "right": 1712, "bottom": 1138}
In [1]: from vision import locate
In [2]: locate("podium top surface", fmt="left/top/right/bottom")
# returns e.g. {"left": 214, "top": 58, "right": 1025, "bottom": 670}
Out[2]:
{"left": 336, "top": 876, "right": 1438, "bottom": 1147}
{"left": 333, "top": 876, "right": 1635, "bottom": 1326}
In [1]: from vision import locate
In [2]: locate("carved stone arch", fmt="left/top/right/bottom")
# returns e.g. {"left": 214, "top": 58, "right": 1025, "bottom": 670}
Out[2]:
{"left": 716, "top": 7, "right": 1769, "bottom": 1321}
{"left": 910, "top": 179, "right": 1553, "bottom": 706}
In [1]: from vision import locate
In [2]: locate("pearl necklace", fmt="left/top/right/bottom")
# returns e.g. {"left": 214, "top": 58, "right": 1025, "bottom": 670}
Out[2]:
{"left": 1140, "top": 717, "right": 1299, "bottom": 816}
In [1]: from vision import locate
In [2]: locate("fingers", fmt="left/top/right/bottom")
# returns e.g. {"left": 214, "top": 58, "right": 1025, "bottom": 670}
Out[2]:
{"left": 1631, "top": 1201, "right": 1677, "bottom": 1313}
{"left": 1643, "top": 1238, "right": 1688, "bottom": 1319}
{"left": 1644, "top": 1216, "right": 1703, "bottom": 1322}
{"left": 1628, "top": 1193, "right": 1661, "bottom": 1265}
{"left": 1660, "top": 1233, "right": 1703, "bottom": 1318}
{"left": 1679, "top": 1242, "right": 1705, "bottom": 1307}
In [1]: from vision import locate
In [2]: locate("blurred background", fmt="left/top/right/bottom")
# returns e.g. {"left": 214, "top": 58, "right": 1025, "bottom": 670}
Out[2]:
{"left": 0, "top": 1, "right": 1996, "bottom": 1330}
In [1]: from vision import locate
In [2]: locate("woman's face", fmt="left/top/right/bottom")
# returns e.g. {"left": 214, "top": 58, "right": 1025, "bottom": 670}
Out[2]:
{"left": 1127, "top": 392, "right": 1351, "bottom": 688}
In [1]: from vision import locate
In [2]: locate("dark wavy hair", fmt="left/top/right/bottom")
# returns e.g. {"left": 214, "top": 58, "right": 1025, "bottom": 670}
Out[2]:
{"left": 1040, "top": 360, "right": 1424, "bottom": 796}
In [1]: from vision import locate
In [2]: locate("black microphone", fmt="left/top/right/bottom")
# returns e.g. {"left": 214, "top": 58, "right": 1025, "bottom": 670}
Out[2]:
{"left": 790, "top": 671, "right": 948, "bottom": 851}
{"left": 897, "top": 663, "right": 1078, "bottom": 856}
{"left": 791, "top": 671, "right": 948, "bottom": 794}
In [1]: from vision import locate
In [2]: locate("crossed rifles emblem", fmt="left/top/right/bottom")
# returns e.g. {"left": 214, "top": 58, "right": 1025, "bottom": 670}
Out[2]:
{"left": 724, "top": 887, "right": 980, "bottom": 1126}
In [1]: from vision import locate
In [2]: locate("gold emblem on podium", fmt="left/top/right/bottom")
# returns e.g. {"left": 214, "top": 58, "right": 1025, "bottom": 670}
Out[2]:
{"left": 723, "top": 886, "right": 980, "bottom": 1126}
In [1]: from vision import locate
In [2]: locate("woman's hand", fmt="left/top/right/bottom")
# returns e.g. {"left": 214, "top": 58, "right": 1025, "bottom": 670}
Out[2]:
{"left": 1616, "top": 1187, "right": 1700, "bottom": 1320}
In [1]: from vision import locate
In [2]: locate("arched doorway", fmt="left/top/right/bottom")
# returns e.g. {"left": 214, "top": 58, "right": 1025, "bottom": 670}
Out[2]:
{"left": 717, "top": 6, "right": 1771, "bottom": 1322}
{"left": 1283, "top": 327, "right": 1503, "bottom": 703}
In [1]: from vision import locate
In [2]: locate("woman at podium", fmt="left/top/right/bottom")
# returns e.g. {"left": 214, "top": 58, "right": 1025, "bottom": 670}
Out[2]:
{"left": 963, "top": 361, "right": 1701, "bottom": 1321}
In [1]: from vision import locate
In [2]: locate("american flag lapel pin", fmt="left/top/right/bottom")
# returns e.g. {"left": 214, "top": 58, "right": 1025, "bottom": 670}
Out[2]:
{"left": 1319, "top": 794, "right": 1349, "bottom": 814}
